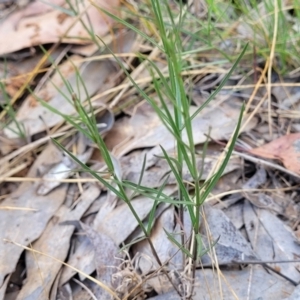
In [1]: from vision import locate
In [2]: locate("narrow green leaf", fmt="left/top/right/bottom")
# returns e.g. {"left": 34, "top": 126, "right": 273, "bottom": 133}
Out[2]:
{"left": 160, "top": 146, "right": 195, "bottom": 222}
{"left": 190, "top": 43, "right": 248, "bottom": 122}
{"left": 147, "top": 176, "right": 169, "bottom": 234}
{"left": 164, "top": 228, "right": 193, "bottom": 259}
{"left": 98, "top": 7, "right": 163, "bottom": 51}
{"left": 201, "top": 103, "right": 245, "bottom": 201}
{"left": 197, "top": 235, "right": 220, "bottom": 258}
{"left": 119, "top": 236, "right": 147, "bottom": 252}
{"left": 51, "top": 139, "right": 122, "bottom": 198}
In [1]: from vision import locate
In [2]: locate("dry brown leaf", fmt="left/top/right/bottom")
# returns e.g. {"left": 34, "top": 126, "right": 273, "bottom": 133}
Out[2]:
{"left": 59, "top": 235, "right": 95, "bottom": 286}
{"left": 214, "top": 167, "right": 267, "bottom": 210}
{"left": 0, "top": 144, "right": 68, "bottom": 289}
{"left": 223, "top": 202, "right": 244, "bottom": 230}
{"left": 0, "top": 0, "right": 119, "bottom": 56}
{"left": 249, "top": 133, "right": 300, "bottom": 174}
{"left": 244, "top": 202, "right": 300, "bottom": 283}
{"left": 4, "top": 30, "right": 136, "bottom": 139}
{"left": 59, "top": 195, "right": 155, "bottom": 286}
{"left": 59, "top": 192, "right": 114, "bottom": 286}
{"left": 59, "top": 187, "right": 177, "bottom": 287}
{"left": 132, "top": 207, "right": 178, "bottom": 274}
{"left": 244, "top": 193, "right": 284, "bottom": 215}
{"left": 37, "top": 147, "right": 93, "bottom": 195}
{"left": 0, "top": 52, "right": 53, "bottom": 99}
{"left": 80, "top": 222, "right": 121, "bottom": 300}
{"left": 201, "top": 204, "right": 256, "bottom": 266}
{"left": 16, "top": 185, "right": 100, "bottom": 300}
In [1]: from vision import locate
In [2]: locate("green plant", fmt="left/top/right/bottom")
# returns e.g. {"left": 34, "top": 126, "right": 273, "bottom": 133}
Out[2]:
{"left": 0, "top": 81, "right": 26, "bottom": 139}
{"left": 36, "top": 0, "right": 245, "bottom": 298}
{"left": 99, "top": 0, "right": 245, "bottom": 279}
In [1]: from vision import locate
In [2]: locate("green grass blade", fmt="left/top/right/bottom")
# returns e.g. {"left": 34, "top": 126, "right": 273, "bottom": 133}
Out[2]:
{"left": 201, "top": 103, "right": 245, "bottom": 201}
{"left": 51, "top": 139, "right": 122, "bottom": 197}
{"left": 97, "top": 7, "right": 163, "bottom": 51}
{"left": 164, "top": 228, "right": 193, "bottom": 259}
{"left": 190, "top": 43, "right": 248, "bottom": 122}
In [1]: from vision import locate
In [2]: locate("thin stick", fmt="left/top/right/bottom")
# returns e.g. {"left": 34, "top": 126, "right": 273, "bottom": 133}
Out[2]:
{"left": 0, "top": 207, "right": 38, "bottom": 211}
{"left": 0, "top": 132, "right": 67, "bottom": 165}
{"left": 233, "top": 150, "right": 300, "bottom": 179}
{"left": 72, "top": 278, "right": 98, "bottom": 300}
{"left": 0, "top": 177, "right": 101, "bottom": 183}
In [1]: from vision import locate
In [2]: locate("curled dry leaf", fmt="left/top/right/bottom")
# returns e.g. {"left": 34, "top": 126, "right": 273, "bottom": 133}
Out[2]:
{"left": 0, "top": 0, "right": 119, "bottom": 56}
{"left": 249, "top": 133, "right": 300, "bottom": 175}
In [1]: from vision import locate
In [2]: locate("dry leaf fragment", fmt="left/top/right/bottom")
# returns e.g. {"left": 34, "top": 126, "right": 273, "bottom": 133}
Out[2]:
{"left": 36, "top": 147, "right": 93, "bottom": 195}
{"left": 0, "top": 144, "right": 68, "bottom": 289}
{"left": 132, "top": 207, "right": 178, "bottom": 275}
{"left": 59, "top": 194, "right": 158, "bottom": 286}
{"left": 80, "top": 222, "right": 121, "bottom": 300}
{"left": 244, "top": 202, "right": 300, "bottom": 283}
{"left": 0, "top": 0, "right": 119, "bottom": 55}
{"left": 201, "top": 204, "right": 256, "bottom": 265}
{"left": 249, "top": 133, "right": 300, "bottom": 174}
{"left": 16, "top": 185, "right": 100, "bottom": 300}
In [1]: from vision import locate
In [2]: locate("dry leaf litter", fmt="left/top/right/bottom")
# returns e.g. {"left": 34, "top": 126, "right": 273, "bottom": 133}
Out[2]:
{"left": 1, "top": 1, "right": 300, "bottom": 300}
